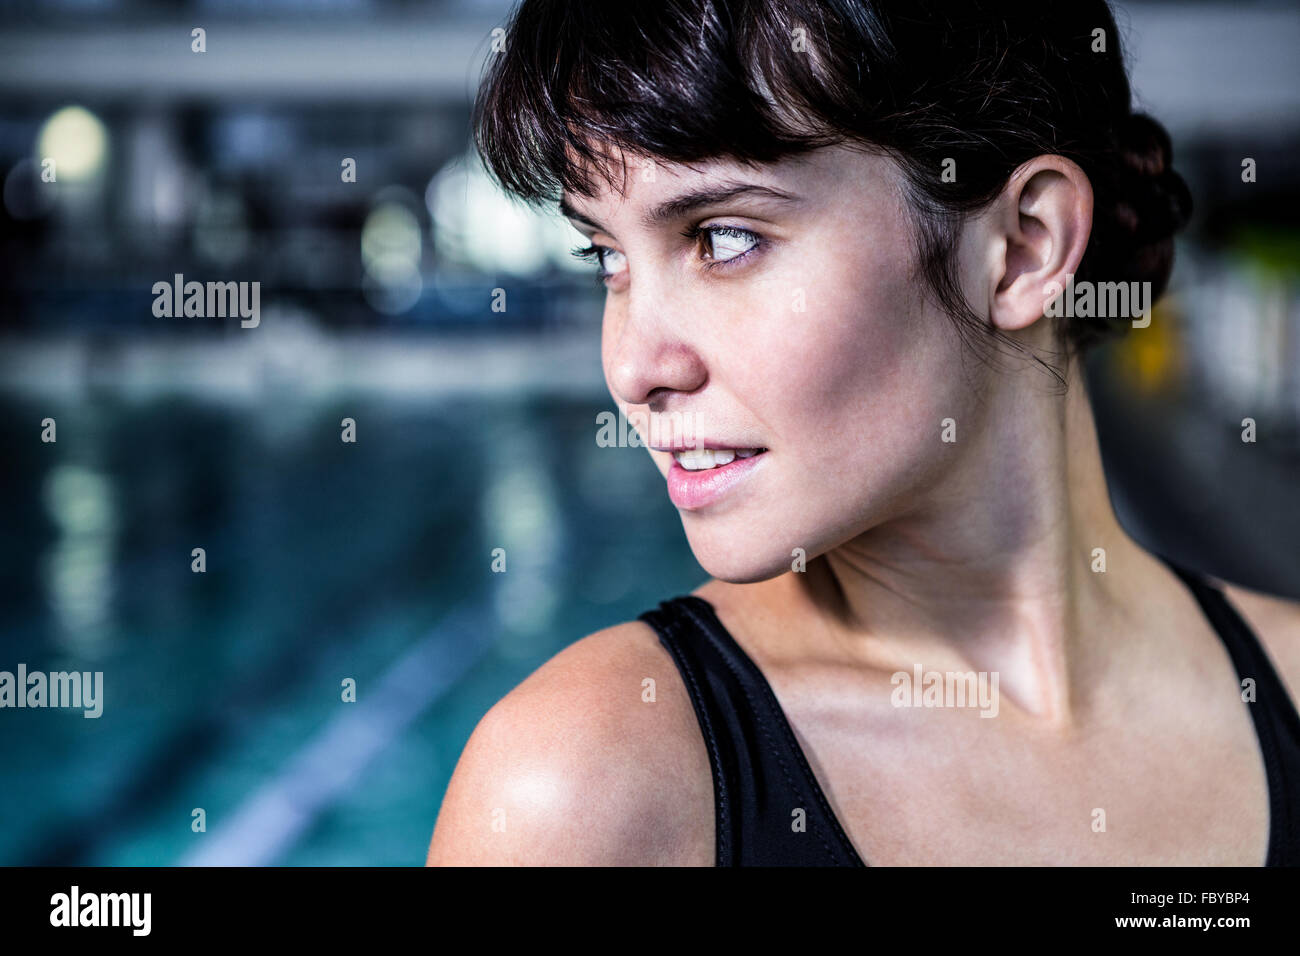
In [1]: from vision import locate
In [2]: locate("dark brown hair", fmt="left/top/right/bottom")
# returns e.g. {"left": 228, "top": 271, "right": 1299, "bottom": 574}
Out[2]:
{"left": 472, "top": 0, "right": 1193, "bottom": 372}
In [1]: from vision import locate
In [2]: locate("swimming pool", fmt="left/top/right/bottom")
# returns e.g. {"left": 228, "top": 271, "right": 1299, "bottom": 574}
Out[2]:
{"left": 0, "top": 391, "right": 705, "bottom": 865}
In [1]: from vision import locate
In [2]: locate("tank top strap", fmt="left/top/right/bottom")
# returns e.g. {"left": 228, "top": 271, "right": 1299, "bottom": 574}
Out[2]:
{"left": 1158, "top": 554, "right": 1300, "bottom": 866}
{"left": 638, "top": 595, "right": 865, "bottom": 866}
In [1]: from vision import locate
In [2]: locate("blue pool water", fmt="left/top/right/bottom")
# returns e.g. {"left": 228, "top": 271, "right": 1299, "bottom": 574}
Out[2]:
{"left": 0, "top": 393, "right": 705, "bottom": 865}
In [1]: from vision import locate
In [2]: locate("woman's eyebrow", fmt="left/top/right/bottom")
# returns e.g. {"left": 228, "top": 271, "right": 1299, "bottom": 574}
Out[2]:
{"left": 639, "top": 183, "right": 801, "bottom": 227}
{"left": 559, "top": 182, "right": 800, "bottom": 233}
{"left": 558, "top": 196, "right": 603, "bottom": 232}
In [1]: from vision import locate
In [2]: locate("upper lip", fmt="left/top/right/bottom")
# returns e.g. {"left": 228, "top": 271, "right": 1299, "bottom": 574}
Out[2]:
{"left": 649, "top": 442, "right": 766, "bottom": 453}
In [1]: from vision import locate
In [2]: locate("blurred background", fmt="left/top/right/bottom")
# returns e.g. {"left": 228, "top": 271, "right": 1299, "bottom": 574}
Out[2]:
{"left": 0, "top": 0, "right": 1296, "bottom": 865}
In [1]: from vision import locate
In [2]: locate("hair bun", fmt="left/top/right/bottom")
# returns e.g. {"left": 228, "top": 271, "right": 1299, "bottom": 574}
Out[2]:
{"left": 1112, "top": 111, "right": 1193, "bottom": 246}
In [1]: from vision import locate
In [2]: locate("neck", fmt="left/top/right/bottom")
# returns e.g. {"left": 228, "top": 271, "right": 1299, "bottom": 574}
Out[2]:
{"left": 794, "top": 358, "right": 1147, "bottom": 724}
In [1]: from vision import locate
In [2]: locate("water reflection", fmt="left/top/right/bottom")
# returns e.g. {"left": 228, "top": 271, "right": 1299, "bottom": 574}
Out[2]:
{"left": 42, "top": 463, "right": 118, "bottom": 660}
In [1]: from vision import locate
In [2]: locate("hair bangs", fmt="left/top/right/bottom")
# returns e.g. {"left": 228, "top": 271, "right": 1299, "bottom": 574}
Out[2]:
{"left": 472, "top": 0, "right": 853, "bottom": 207}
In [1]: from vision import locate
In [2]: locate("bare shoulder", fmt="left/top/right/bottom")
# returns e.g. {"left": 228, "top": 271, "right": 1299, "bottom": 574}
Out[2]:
{"left": 1220, "top": 579, "right": 1300, "bottom": 704}
{"left": 426, "top": 619, "right": 714, "bottom": 866}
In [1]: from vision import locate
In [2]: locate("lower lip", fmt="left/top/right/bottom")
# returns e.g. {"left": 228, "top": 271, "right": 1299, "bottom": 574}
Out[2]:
{"left": 666, "top": 451, "right": 767, "bottom": 510}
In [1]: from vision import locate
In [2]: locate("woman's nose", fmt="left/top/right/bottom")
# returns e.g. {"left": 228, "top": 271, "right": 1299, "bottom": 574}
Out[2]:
{"left": 604, "top": 295, "right": 707, "bottom": 409}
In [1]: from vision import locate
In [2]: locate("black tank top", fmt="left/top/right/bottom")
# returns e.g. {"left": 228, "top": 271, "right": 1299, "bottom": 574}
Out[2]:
{"left": 637, "top": 554, "right": 1300, "bottom": 866}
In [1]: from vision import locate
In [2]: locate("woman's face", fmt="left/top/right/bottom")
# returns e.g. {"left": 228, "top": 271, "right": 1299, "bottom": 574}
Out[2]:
{"left": 564, "top": 143, "right": 990, "bottom": 582}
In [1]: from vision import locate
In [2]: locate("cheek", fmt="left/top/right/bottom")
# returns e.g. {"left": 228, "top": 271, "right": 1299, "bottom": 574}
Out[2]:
{"left": 737, "top": 234, "right": 957, "bottom": 454}
{"left": 718, "top": 240, "right": 975, "bottom": 554}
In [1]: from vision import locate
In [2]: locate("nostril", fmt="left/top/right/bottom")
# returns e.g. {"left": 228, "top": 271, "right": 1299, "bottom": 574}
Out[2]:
{"left": 644, "top": 388, "right": 676, "bottom": 412}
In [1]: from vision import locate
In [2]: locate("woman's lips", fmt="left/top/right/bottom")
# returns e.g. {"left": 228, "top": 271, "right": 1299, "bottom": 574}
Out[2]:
{"left": 665, "top": 449, "right": 768, "bottom": 510}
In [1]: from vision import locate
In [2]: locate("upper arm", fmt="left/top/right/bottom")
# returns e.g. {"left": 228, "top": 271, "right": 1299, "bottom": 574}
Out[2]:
{"left": 425, "top": 621, "right": 714, "bottom": 866}
{"left": 1222, "top": 581, "right": 1300, "bottom": 707}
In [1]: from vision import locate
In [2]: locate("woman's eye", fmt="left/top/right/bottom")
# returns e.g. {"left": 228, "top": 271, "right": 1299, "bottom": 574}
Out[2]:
{"left": 598, "top": 248, "right": 628, "bottom": 276}
{"left": 571, "top": 225, "right": 761, "bottom": 284}
{"left": 571, "top": 244, "right": 628, "bottom": 281}
{"left": 701, "top": 226, "right": 759, "bottom": 263}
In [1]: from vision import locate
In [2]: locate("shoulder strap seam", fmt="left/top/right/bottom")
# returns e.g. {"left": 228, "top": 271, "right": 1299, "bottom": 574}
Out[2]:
{"left": 678, "top": 596, "right": 866, "bottom": 867}
{"left": 1207, "top": 584, "right": 1300, "bottom": 865}
{"left": 639, "top": 601, "right": 732, "bottom": 866}
{"left": 1163, "top": 559, "right": 1296, "bottom": 866}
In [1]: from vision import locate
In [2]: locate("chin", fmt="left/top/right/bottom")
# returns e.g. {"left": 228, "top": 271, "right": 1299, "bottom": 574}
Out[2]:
{"left": 681, "top": 525, "right": 795, "bottom": 584}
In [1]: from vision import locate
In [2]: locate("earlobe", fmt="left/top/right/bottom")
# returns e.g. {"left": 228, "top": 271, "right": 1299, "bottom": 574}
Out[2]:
{"left": 988, "top": 157, "right": 1094, "bottom": 335}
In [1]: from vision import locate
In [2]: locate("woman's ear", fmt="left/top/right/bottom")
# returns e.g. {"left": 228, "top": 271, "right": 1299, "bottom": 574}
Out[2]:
{"left": 986, "top": 155, "right": 1093, "bottom": 333}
